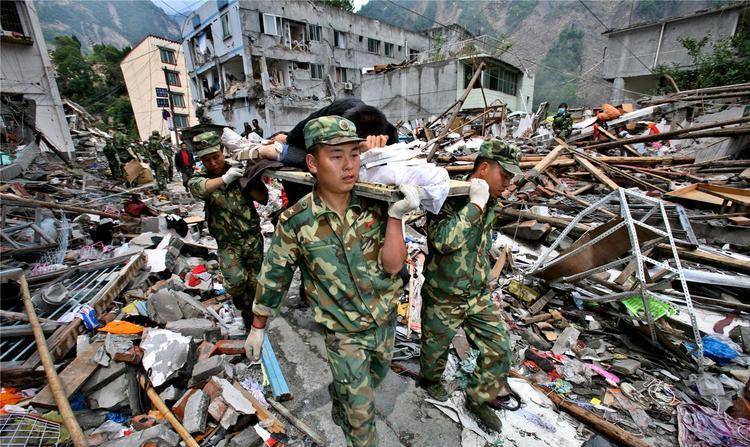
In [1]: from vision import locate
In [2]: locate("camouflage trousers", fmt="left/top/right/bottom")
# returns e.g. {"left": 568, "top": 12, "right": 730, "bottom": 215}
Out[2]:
{"left": 420, "top": 289, "right": 511, "bottom": 404}
{"left": 105, "top": 154, "right": 123, "bottom": 179}
{"left": 217, "top": 239, "right": 262, "bottom": 327}
{"left": 324, "top": 317, "right": 396, "bottom": 447}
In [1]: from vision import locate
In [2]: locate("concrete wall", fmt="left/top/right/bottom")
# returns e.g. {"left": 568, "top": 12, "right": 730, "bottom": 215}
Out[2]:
{"left": 361, "top": 60, "right": 459, "bottom": 124}
{"left": 362, "top": 57, "right": 535, "bottom": 125}
{"left": 0, "top": 1, "right": 74, "bottom": 156}
{"left": 602, "top": 6, "right": 742, "bottom": 80}
{"left": 121, "top": 36, "right": 198, "bottom": 142}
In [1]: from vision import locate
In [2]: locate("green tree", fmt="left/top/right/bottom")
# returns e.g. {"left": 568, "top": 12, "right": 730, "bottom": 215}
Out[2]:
{"left": 653, "top": 28, "right": 750, "bottom": 92}
{"left": 316, "top": 0, "right": 354, "bottom": 12}
{"left": 51, "top": 35, "right": 96, "bottom": 104}
{"left": 50, "top": 35, "right": 136, "bottom": 134}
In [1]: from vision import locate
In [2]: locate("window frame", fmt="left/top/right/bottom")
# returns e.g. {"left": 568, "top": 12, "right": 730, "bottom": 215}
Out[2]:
{"left": 384, "top": 42, "right": 394, "bottom": 58}
{"left": 170, "top": 92, "right": 186, "bottom": 108}
{"left": 156, "top": 97, "right": 170, "bottom": 108}
{"left": 220, "top": 13, "right": 231, "bottom": 39}
{"left": 261, "top": 13, "right": 281, "bottom": 36}
{"left": 310, "top": 63, "right": 324, "bottom": 80}
{"left": 173, "top": 114, "right": 189, "bottom": 129}
{"left": 155, "top": 87, "right": 169, "bottom": 98}
{"left": 367, "top": 38, "right": 380, "bottom": 54}
{"left": 335, "top": 67, "right": 348, "bottom": 83}
{"left": 165, "top": 70, "right": 181, "bottom": 87}
{"left": 1, "top": 2, "right": 26, "bottom": 35}
{"left": 334, "top": 30, "right": 346, "bottom": 49}
{"left": 159, "top": 47, "right": 177, "bottom": 65}
{"left": 307, "top": 24, "right": 322, "bottom": 42}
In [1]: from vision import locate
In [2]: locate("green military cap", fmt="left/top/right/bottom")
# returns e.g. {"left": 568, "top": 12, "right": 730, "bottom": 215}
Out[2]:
{"left": 192, "top": 131, "right": 221, "bottom": 158}
{"left": 303, "top": 116, "right": 364, "bottom": 151}
{"left": 478, "top": 139, "right": 523, "bottom": 176}
{"left": 151, "top": 130, "right": 160, "bottom": 136}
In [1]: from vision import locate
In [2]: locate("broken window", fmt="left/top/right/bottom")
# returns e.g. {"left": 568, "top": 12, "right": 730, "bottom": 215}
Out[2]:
{"left": 408, "top": 48, "right": 419, "bottom": 61}
{"left": 173, "top": 114, "right": 189, "bottom": 128}
{"left": 170, "top": 93, "right": 186, "bottom": 108}
{"left": 335, "top": 67, "right": 348, "bottom": 83}
{"left": 463, "top": 63, "right": 482, "bottom": 89}
{"left": 160, "top": 48, "right": 176, "bottom": 65}
{"left": 481, "top": 64, "right": 519, "bottom": 96}
{"left": 261, "top": 13, "right": 281, "bottom": 36}
{"left": 310, "top": 64, "right": 324, "bottom": 80}
{"left": 165, "top": 70, "right": 181, "bottom": 87}
{"left": 384, "top": 42, "right": 394, "bottom": 58}
{"left": 367, "top": 38, "right": 380, "bottom": 54}
{"left": 308, "top": 24, "right": 322, "bottom": 42}
{"left": 334, "top": 30, "right": 346, "bottom": 49}
{"left": 1, "top": 2, "right": 25, "bottom": 35}
{"left": 221, "top": 14, "right": 230, "bottom": 39}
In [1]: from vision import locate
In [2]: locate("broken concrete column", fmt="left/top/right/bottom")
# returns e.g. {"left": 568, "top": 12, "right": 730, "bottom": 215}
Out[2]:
{"left": 183, "top": 389, "right": 210, "bottom": 433}
{"left": 98, "top": 422, "right": 179, "bottom": 447}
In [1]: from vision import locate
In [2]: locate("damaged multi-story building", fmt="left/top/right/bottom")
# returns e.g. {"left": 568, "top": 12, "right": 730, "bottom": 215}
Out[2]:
{"left": 1, "top": 0, "right": 74, "bottom": 170}
{"left": 180, "top": 0, "right": 431, "bottom": 132}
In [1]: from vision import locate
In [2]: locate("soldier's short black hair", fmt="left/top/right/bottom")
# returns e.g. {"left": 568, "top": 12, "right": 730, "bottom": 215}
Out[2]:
{"left": 558, "top": 103, "right": 568, "bottom": 109}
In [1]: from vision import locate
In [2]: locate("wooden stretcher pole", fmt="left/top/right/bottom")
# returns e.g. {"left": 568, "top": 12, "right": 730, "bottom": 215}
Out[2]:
{"left": 137, "top": 374, "right": 200, "bottom": 447}
{"left": 15, "top": 270, "right": 89, "bottom": 447}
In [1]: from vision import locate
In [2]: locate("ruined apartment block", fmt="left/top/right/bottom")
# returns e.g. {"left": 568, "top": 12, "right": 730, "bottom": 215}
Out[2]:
{"left": 181, "top": 0, "right": 431, "bottom": 132}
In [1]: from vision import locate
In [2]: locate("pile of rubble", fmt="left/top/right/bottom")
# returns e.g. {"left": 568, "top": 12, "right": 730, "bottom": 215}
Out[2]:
{"left": 1, "top": 81, "right": 748, "bottom": 447}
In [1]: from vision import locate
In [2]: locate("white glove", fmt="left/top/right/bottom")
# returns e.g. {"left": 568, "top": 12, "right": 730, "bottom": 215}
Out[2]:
{"left": 221, "top": 165, "right": 244, "bottom": 185}
{"left": 469, "top": 178, "right": 490, "bottom": 210}
{"left": 388, "top": 184, "right": 421, "bottom": 219}
{"left": 244, "top": 326, "right": 265, "bottom": 362}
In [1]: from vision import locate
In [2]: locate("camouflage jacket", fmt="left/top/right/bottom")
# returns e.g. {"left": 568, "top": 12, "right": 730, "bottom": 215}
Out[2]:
{"left": 146, "top": 137, "right": 164, "bottom": 164}
{"left": 112, "top": 132, "right": 130, "bottom": 158}
{"left": 187, "top": 166, "right": 262, "bottom": 245}
{"left": 253, "top": 191, "right": 400, "bottom": 333}
{"left": 423, "top": 194, "right": 496, "bottom": 299}
{"left": 552, "top": 112, "right": 573, "bottom": 134}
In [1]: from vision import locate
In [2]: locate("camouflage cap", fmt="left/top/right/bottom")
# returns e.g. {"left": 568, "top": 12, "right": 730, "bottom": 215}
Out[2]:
{"left": 192, "top": 131, "right": 221, "bottom": 158}
{"left": 478, "top": 139, "right": 523, "bottom": 176}
{"left": 151, "top": 130, "right": 160, "bottom": 136}
{"left": 303, "top": 116, "right": 363, "bottom": 151}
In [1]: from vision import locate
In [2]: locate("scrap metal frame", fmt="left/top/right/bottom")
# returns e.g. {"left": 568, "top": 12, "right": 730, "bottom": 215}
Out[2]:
{"left": 528, "top": 188, "right": 705, "bottom": 370}
{"left": 0, "top": 253, "right": 145, "bottom": 378}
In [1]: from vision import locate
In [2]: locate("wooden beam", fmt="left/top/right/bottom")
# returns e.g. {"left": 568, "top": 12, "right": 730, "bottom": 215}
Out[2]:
{"left": 573, "top": 155, "right": 620, "bottom": 191}
{"left": 30, "top": 341, "right": 104, "bottom": 408}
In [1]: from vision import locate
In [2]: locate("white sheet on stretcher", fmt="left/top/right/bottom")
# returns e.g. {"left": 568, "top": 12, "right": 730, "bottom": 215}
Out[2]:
{"left": 359, "top": 146, "right": 450, "bottom": 214}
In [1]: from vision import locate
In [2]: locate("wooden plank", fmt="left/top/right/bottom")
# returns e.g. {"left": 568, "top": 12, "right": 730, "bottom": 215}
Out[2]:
{"left": 528, "top": 290, "right": 556, "bottom": 315}
{"left": 661, "top": 244, "right": 750, "bottom": 274}
{"left": 30, "top": 341, "right": 103, "bottom": 408}
{"left": 573, "top": 155, "right": 619, "bottom": 191}
{"left": 268, "top": 170, "right": 470, "bottom": 202}
{"left": 598, "top": 128, "right": 642, "bottom": 157}
{"left": 232, "top": 381, "right": 285, "bottom": 433}
{"left": 489, "top": 245, "right": 509, "bottom": 284}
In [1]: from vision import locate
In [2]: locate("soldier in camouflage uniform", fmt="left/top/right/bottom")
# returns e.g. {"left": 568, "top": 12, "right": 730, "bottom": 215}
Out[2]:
{"left": 112, "top": 124, "right": 132, "bottom": 164}
{"left": 552, "top": 102, "right": 573, "bottom": 140}
{"left": 103, "top": 127, "right": 123, "bottom": 179}
{"left": 146, "top": 131, "right": 170, "bottom": 191}
{"left": 420, "top": 139, "right": 522, "bottom": 433}
{"left": 245, "top": 116, "right": 420, "bottom": 447}
{"left": 187, "top": 131, "right": 260, "bottom": 328}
